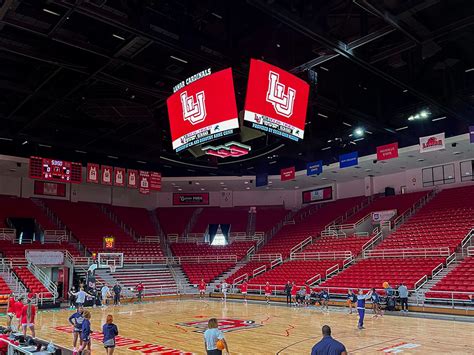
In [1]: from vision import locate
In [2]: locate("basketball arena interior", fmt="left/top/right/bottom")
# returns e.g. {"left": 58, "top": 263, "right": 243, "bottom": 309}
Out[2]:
{"left": 0, "top": 1, "right": 473, "bottom": 354}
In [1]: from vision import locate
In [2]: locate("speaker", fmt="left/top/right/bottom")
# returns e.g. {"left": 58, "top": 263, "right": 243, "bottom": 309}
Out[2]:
{"left": 385, "top": 187, "right": 395, "bottom": 196}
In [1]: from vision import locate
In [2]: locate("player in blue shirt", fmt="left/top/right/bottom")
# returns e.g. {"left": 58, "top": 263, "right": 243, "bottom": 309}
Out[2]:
{"left": 319, "top": 289, "right": 330, "bottom": 312}
{"left": 78, "top": 310, "right": 92, "bottom": 354}
{"left": 68, "top": 306, "right": 84, "bottom": 350}
{"left": 346, "top": 289, "right": 357, "bottom": 314}
{"left": 357, "top": 289, "right": 373, "bottom": 329}
{"left": 311, "top": 325, "right": 347, "bottom": 355}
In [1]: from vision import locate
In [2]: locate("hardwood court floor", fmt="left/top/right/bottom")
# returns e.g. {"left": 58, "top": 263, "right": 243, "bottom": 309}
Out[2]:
{"left": 30, "top": 299, "right": 474, "bottom": 354}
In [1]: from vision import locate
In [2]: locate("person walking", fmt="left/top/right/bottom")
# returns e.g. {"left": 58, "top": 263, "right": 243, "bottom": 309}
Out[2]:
{"left": 136, "top": 282, "right": 144, "bottom": 303}
{"left": 102, "top": 314, "right": 119, "bottom": 355}
{"left": 21, "top": 298, "right": 36, "bottom": 338}
{"left": 78, "top": 310, "right": 92, "bottom": 355}
{"left": 311, "top": 325, "right": 347, "bottom": 355}
{"left": 398, "top": 283, "right": 409, "bottom": 312}
{"left": 101, "top": 284, "right": 110, "bottom": 308}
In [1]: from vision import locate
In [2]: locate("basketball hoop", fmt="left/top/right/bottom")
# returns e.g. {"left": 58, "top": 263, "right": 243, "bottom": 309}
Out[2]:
{"left": 110, "top": 265, "right": 116, "bottom": 273}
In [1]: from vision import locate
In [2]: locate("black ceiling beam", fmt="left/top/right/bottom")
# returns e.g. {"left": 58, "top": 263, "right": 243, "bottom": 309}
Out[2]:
{"left": 247, "top": 0, "right": 469, "bottom": 124}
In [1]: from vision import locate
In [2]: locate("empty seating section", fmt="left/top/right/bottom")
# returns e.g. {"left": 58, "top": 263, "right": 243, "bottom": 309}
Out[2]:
{"left": 249, "top": 260, "right": 344, "bottom": 290}
{"left": 0, "top": 277, "right": 12, "bottom": 295}
{"left": 43, "top": 200, "right": 163, "bottom": 258}
{"left": 108, "top": 267, "right": 177, "bottom": 295}
{"left": 0, "top": 195, "right": 55, "bottom": 229}
{"left": 257, "top": 196, "right": 366, "bottom": 258}
{"left": 377, "top": 186, "right": 474, "bottom": 252}
{"left": 426, "top": 257, "right": 474, "bottom": 300}
{"left": 303, "top": 235, "right": 372, "bottom": 256}
{"left": 320, "top": 257, "right": 446, "bottom": 293}
{"left": 171, "top": 241, "right": 254, "bottom": 259}
{"left": 191, "top": 207, "right": 248, "bottom": 233}
{"left": 0, "top": 242, "right": 81, "bottom": 259}
{"left": 344, "top": 191, "right": 427, "bottom": 224}
{"left": 156, "top": 207, "right": 196, "bottom": 236}
{"left": 255, "top": 206, "right": 288, "bottom": 233}
{"left": 108, "top": 205, "right": 156, "bottom": 237}
{"left": 225, "top": 261, "right": 268, "bottom": 283}
{"left": 14, "top": 267, "right": 51, "bottom": 297}
{"left": 181, "top": 262, "right": 234, "bottom": 284}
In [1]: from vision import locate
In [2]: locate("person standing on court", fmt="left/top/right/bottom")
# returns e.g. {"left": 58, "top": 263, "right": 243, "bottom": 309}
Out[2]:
{"left": 102, "top": 314, "right": 119, "bottom": 355}
{"left": 398, "top": 283, "right": 409, "bottom": 312}
{"left": 311, "top": 325, "right": 347, "bottom": 355}
{"left": 204, "top": 318, "right": 229, "bottom": 355}
{"left": 112, "top": 283, "right": 122, "bottom": 306}
{"left": 357, "top": 289, "right": 373, "bottom": 330}
{"left": 70, "top": 287, "right": 93, "bottom": 307}
{"left": 284, "top": 281, "right": 292, "bottom": 305}
{"left": 136, "top": 282, "right": 144, "bottom": 303}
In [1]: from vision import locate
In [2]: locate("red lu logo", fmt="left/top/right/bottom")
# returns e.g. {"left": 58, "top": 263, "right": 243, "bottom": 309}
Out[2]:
{"left": 266, "top": 71, "right": 296, "bottom": 117}
{"left": 181, "top": 90, "right": 206, "bottom": 124}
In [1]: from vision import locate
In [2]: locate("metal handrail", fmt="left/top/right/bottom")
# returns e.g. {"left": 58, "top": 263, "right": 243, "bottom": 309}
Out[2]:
{"left": 270, "top": 256, "right": 283, "bottom": 268}
{"left": 362, "top": 231, "right": 383, "bottom": 251}
{"left": 290, "top": 251, "right": 352, "bottom": 261}
{"left": 414, "top": 275, "right": 428, "bottom": 290}
{"left": 0, "top": 228, "right": 15, "bottom": 241}
{"left": 289, "top": 236, "right": 312, "bottom": 254}
{"left": 306, "top": 273, "right": 321, "bottom": 285}
{"left": 363, "top": 247, "right": 450, "bottom": 259}
{"left": 325, "top": 264, "right": 339, "bottom": 278}
{"left": 250, "top": 253, "right": 282, "bottom": 261}
{"left": 253, "top": 264, "right": 267, "bottom": 277}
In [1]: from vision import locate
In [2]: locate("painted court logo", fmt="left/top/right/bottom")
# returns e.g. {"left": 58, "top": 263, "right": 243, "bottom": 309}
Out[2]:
{"left": 180, "top": 90, "right": 206, "bottom": 125}
{"left": 177, "top": 318, "right": 261, "bottom": 333}
{"left": 266, "top": 71, "right": 296, "bottom": 117}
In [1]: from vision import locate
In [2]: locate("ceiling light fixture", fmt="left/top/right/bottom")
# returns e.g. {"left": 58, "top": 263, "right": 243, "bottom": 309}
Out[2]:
{"left": 178, "top": 188, "right": 183, "bottom": 191}
{"left": 432, "top": 116, "right": 446, "bottom": 122}
{"left": 246, "top": 187, "right": 250, "bottom": 190}
{"left": 342, "top": 121, "right": 352, "bottom": 127}
{"left": 0, "top": 137, "right": 13, "bottom": 141}
{"left": 220, "top": 182, "right": 225, "bottom": 185}
{"left": 269, "top": 161, "right": 277, "bottom": 165}
{"left": 408, "top": 109, "right": 431, "bottom": 121}
{"left": 354, "top": 137, "right": 364, "bottom": 142}
{"left": 353, "top": 127, "right": 364, "bottom": 137}
{"left": 395, "top": 126, "right": 408, "bottom": 131}
{"left": 320, "top": 66, "right": 329, "bottom": 72}
{"left": 211, "top": 12, "right": 223, "bottom": 19}
{"left": 465, "top": 68, "right": 474, "bottom": 73}
{"left": 137, "top": 160, "right": 146, "bottom": 164}
{"left": 327, "top": 139, "right": 332, "bottom": 143}
{"left": 402, "top": 89, "right": 408, "bottom": 93}
{"left": 112, "top": 34, "right": 125, "bottom": 40}
{"left": 317, "top": 113, "right": 328, "bottom": 118}
{"left": 43, "top": 8, "right": 60, "bottom": 16}
{"left": 170, "top": 55, "right": 188, "bottom": 64}
{"left": 321, "top": 146, "right": 331, "bottom": 151}
{"left": 75, "top": 150, "right": 87, "bottom": 154}
{"left": 365, "top": 130, "right": 373, "bottom": 135}
{"left": 349, "top": 141, "right": 356, "bottom": 145}
{"left": 38, "top": 144, "right": 52, "bottom": 148}
{"left": 107, "top": 155, "right": 118, "bottom": 159}
{"left": 195, "top": 182, "right": 200, "bottom": 185}
{"left": 22, "top": 140, "right": 28, "bottom": 145}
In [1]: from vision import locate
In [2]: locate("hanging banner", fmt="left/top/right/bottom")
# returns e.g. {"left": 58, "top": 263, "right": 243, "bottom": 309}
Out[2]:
{"left": 139, "top": 170, "right": 150, "bottom": 194}
{"left": 372, "top": 209, "right": 397, "bottom": 223}
{"left": 339, "top": 151, "right": 358, "bottom": 168}
{"left": 26, "top": 250, "right": 64, "bottom": 265}
{"left": 470, "top": 126, "right": 474, "bottom": 144}
{"left": 307, "top": 161, "right": 323, "bottom": 176}
{"left": 220, "top": 190, "right": 233, "bottom": 207}
{"left": 280, "top": 166, "right": 295, "bottom": 181}
{"left": 101, "top": 165, "right": 113, "bottom": 185}
{"left": 419, "top": 132, "right": 445, "bottom": 153}
{"left": 34, "top": 181, "right": 66, "bottom": 197}
{"left": 127, "top": 169, "right": 138, "bottom": 189}
{"left": 302, "top": 186, "right": 333, "bottom": 204}
{"left": 377, "top": 142, "right": 399, "bottom": 161}
{"left": 113, "top": 167, "right": 125, "bottom": 187}
{"left": 86, "top": 163, "right": 99, "bottom": 184}
{"left": 150, "top": 172, "right": 162, "bottom": 191}
{"left": 256, "top": 172, "right": 268, "bottom": 187}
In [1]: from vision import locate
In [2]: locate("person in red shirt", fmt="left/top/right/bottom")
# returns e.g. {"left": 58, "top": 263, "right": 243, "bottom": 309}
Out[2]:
{"left": 198, "top": 279, "right": 206, "bottom": 299}
{"left": 14, "top": 297, "right": 24, "bottom": 331}
{"left": 241, "top": 280, "right": 248, "bottom": 303}
{"left": 6, "top": 294, "right": 16, "bottom": 328}
{"left": 291, "top": 282, "right": 298, "bottom": 306}
{"left": 136, "top": 282, "right": 144, "bottom": 303}
{"left": 0, "top": 329, "right": 19, "bottom": 354}
{"left": 264, "top": 282, "right": 272, "bottom": 304}
{"left": 21, "top": 298, "right": 36, "bottom": 338}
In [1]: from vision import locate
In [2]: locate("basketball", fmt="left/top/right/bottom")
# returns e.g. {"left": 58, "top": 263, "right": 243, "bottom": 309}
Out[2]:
{"left": 216, "top": 339, "right": 225, "bottom": 350}
{"left": 383, "top": 282, "right": 389, "bottom": 288}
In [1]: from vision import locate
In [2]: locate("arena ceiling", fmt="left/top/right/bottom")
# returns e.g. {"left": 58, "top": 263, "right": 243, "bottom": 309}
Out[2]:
{"left": 0, "top": 0, "right": 473, "bottom": 177}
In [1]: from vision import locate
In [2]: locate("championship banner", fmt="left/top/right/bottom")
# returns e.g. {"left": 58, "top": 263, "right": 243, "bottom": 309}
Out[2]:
{"left": 139, "top": 170, "right": 150, "bottom": 194}
{"left": 113, "top": 167, "right": 125, "bottom": 187}
{"left": 377, "top": 142, "right": 398, "bottom": 161}
{"left": 256, "top": 172, "right": 268, "bottom": 187}
{"left": 244, "top": 59, "right": 309, "bottom": 142}
{"left": 26, "top": 250, "right": 64, "bottom": 265}
{"left": 86, "top": 163, "right": 99, "bottom": 184}
{"left": 167, "top": 68, "right": 239, "bottom": 152}
{"left": 150, "top": 172, "right": 162, "bottom": 191}
{"left": 34, "top": 181, "right": 66, "bottom": 197}
{"left": 127, "top": 169, "right": 138, "bottom": 189}
{"left": 372, "top": 209, "right": 397, "bottom": 223}
{"left": 173, "top": 193, "right": 210, "bottom": 206}
{"left": 281, "top": 166, "right": 295, "bottom": 181}
{"left": 302, "top": 186, "right": 332, "bottom": 204}
{"left": 101, "top": 165, "right": 113, "bottom": 185}
{"left": 419, "top": 132, "right": 445, "bottom": 153}
{"left": 470, "top": 126, "right": 474, "bottom": 144}
{"left": 307, "top": 161, "right": 323, "bottom": 176}
{"left": 339, "top": 151, "right": 358, "bottom": 168}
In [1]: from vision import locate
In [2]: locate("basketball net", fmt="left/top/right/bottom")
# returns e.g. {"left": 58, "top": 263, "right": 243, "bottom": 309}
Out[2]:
{"left": 110, "top": 264, "right": 116, "bottom": 273}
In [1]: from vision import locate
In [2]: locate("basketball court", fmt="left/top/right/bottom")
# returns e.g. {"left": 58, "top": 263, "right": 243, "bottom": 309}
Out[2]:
{"left": 31, "top": 299, "right": 474, "bottom": 354}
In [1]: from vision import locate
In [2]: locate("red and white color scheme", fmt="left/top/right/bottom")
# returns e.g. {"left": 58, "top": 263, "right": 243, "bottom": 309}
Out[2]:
{"left": 302, "top": 186, "right": 333, "bottom": 204}
{"left": 127, "top": 169, "right": 138, "bottom": 188}
{"left": 101, "top": 165, "right": 113, "bottom": 185}
{"left": 114, "top": 167, "right": 125, "bottom": 187}
{"left": 377, "top": 142, "right": 399, "bottom": 161}
{"left": 167, "top": 68, "right": 239, "bottom": 152}
{"left": 34, "top": 181, "right": 66, "bottom": 197}
{"left": 149, "top": 172, "right": 162, "bottom": 191}
{"left": 419, "top": 132, "right": 445, "bottom": 153}
{"left": 138, "top": 170, "right": 150, "bottom": 194}
{"left": 86, "top": 163, "right": 99, "bottom": 183}
{"left": 29, "top": 156, "right": 82, "bottom": 183}
{"left": 244, "top": 59, "right": 309, "bottom": 141}
{"left": 280, "top": 166, "right": 295, "bottom": 181}
{"left": 202, "top": 141, "right": 251, "bottom": 158}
